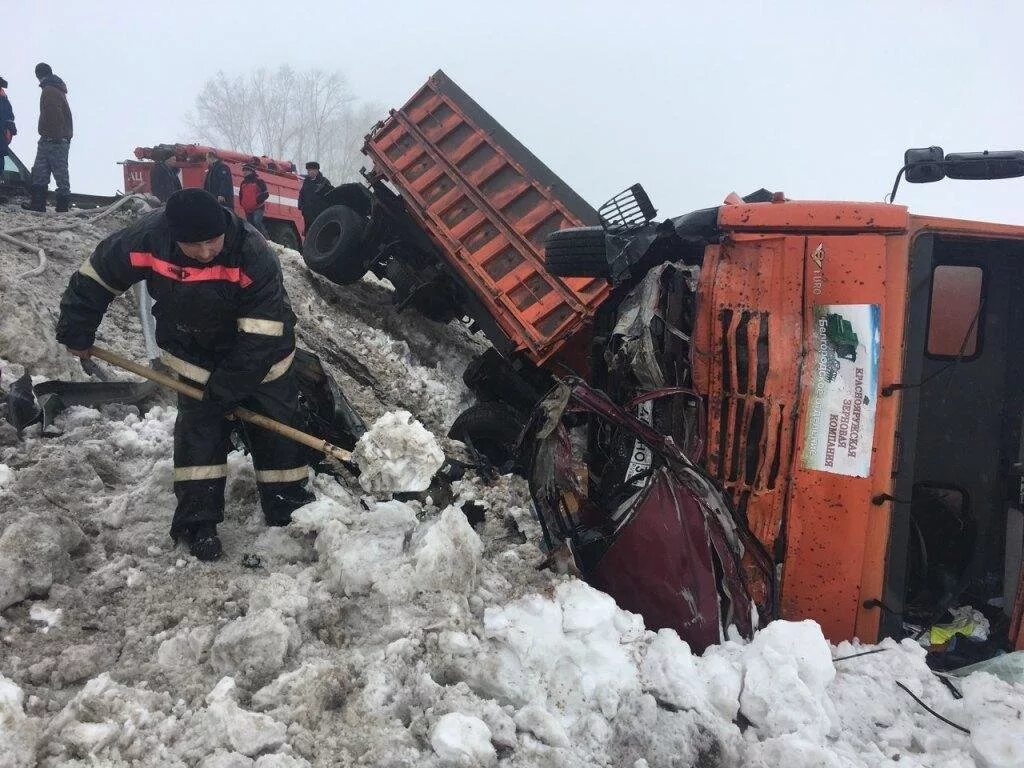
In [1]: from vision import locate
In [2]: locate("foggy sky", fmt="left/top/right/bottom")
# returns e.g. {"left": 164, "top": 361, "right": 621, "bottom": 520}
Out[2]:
{"left": 6, "top": 1, "right": 1023, "bottom": 224}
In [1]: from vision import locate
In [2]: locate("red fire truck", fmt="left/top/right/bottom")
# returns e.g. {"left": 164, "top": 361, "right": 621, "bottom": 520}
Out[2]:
{"left": 122, "top": 144, "right": 305, "bottom": 249}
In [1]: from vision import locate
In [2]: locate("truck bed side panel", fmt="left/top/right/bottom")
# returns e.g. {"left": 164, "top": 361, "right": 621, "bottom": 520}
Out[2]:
{"left": 364, "top": 70, "right": 609, "bottom": 363}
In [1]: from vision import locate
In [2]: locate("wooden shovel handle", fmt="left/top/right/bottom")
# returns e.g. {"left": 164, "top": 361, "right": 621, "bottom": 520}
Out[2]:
{"left": 89, "top": 345, "right": 352, "bottom": 462}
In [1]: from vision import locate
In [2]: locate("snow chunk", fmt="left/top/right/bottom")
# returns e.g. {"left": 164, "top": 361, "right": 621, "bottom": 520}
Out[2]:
{"left": 157, "top": 625, "right": 215, "bottom": 669}
{"left": 640, "top": 629, "right": 711, "bottom": 714}
{"left": 430, "top": 712, "right": 496, "bottom": 766}
{"left": 199, "top": 752, "right": 255, "bottom": 768}
{"left": 248, "top": 572, "right": 310, "bottom": 620}
{"left": 254, "top": 755, "right": 312, "bottom": 768}
{"left": 0, "top": 463, "right": 13, "bottom": 488}
{"left": 0, "top": 675, "right": 39, "bottom": 768}
{"left": 210, "top": 609, "right": 291, "bottom": 688}
{"left": 739, "top": 620, "right": 836, "bottom": 740}
{"left": 29, "top": 603, "right": 62, "bottom": 632}
{"left": 289, "top": 497, "right": 352, "bottom": 533}
{"left": 207, "top": 697, "right": 288, "bottom": 757}
{"left": 353, "top": 410, "right": 444, "bottom": 493}
{"left": 56, "top": 643, "right": 108, "bottom": 685}
{"left": 514, "top": 701, "right": 570, "bottom": 747}
{"left": 474, "top": 580, "right": 641, "bottom": 721}
{"left": 414, "top": 506, "right": 483, "bottom": 593}
{"left": 0, "top": 513, "right": 84, "bottom": 610}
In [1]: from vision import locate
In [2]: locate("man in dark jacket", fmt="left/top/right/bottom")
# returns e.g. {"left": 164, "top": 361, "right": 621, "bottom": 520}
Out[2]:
{"left": 0, "top": 76, "right": 16, "bottom": 164}
{"left": 298, "top": 161, "right": 332, "bottom": 232}
{"left": 202, "top": 151, "right": 234, "bottom": 209}
{"left": 149, "top": 150, "right": 182, "bottom": 203}
{"left": 238, "top": 164, "right": 269, "bottom": 236}
{"left": 22, "top": 63, "right": 73, "bottom": 213}
{"left": 0, "top": 76, "right": 16, "bottom": 203}
{"left": 55, "top": 189, "right": 314, "bottom": 560}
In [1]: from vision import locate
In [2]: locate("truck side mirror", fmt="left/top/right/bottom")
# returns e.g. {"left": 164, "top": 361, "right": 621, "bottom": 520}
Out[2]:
{"left": 944, "top": 150, "right": 1024, "bottom": 180}
{"left": 904, "top": 146, "right": 946, "bottom": 184}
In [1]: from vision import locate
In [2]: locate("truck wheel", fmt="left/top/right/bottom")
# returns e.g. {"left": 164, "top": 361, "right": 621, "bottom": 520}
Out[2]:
{"left": 267, "top": 221, "right": 301, "bottom": 251}
{"left": 544, "top": 226, "right": 610, "bottom": 278}
{"left": 301, "top": 205, "right": 369, "bottom": 284}
{"left": 448, "top": 402, "right": 523, "bottom": 470}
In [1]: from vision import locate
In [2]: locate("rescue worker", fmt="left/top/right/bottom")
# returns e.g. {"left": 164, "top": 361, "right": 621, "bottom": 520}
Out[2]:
{"left": 202, "top": 150, "right": 234, "bottom": 209}
{"left": 149, "top": 149, "right": 182, "bottom": 203}
{"left": 238, "top": 164, "right": 269, "bottom": 236}
{"left": 298, "top": 161, "right": 332, "bottom": 232}
{"left": 22, "top": 62, "right": 73, "bottom": 213}
{"left": 55, "top": 188, "right": 314, "bottom": 561}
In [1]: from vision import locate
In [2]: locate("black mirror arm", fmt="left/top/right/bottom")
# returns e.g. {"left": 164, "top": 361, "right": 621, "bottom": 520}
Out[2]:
{"left": 887, "top": 165, "right": 909, "bottom": 203}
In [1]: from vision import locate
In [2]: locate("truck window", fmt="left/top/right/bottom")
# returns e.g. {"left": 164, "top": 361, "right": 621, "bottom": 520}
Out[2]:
{"left": 927, "top": 265, "right": 983, "bottom": 358}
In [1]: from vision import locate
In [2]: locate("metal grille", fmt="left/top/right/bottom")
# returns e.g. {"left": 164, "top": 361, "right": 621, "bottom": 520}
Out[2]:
{"left": 712, "top": 309, "right": 788, "bottom": 528}
{"left": 598, "top": 183, "right": 657, "bottom": 234}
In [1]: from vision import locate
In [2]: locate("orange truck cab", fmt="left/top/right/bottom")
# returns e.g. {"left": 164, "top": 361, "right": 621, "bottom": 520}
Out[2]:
{"left": 670, "top": 151, "right": 1024, "bottom": 649}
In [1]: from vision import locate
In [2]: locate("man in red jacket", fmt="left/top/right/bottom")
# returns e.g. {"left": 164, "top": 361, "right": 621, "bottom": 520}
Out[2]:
{"left": 238, "top": 163, "right": 269, "bottom": 236}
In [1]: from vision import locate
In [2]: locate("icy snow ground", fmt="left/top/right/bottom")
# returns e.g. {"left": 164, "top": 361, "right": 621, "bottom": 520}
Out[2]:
{"left": 1, "top": 201, "right": 1022, "bottom": 767}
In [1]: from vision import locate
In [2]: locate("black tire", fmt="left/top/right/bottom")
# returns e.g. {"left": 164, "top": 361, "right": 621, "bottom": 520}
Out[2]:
{"left": 301, "top": 205, "right": 369, "bottom": 285}
{"left": 448, "top": 402, "right": 524, "bottom": 470}
{"left": 543, "top": 226, "right": 610, "bottom": 278}
{"left": 266, "top": 221, "right": 301, "bottom": 251}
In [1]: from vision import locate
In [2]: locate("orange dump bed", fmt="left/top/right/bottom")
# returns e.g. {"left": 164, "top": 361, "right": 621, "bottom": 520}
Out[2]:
{"left": 363, "top": 70, "right": 609, "bottom": 364}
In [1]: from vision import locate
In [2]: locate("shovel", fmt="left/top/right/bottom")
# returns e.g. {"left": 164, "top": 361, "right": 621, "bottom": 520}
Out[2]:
{"left": 89, "top": 345, "right": 352, "bottom": 462}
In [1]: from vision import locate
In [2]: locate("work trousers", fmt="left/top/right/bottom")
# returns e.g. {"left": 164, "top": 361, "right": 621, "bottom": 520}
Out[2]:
{"left": 171, "top": 366, "right": 314, "bottom": 539}
{"left": 30, "top": 138, "right": 70, "bottom": 195}
{"left": 246, "top": 208, "right": 268, "bottom": 236}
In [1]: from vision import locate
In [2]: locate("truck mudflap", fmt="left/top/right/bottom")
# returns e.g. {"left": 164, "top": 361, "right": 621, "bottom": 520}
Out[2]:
{"left": 526, "top": 380, "right": 775, "bottom": 651}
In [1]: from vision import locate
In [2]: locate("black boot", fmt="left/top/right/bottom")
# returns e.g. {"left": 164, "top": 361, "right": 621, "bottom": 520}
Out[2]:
{"left": 55, "top": 192, "right": 70, "bottom": 213}
{"left": 20, "top": 186, "right": 46, "bottom": 212}
{"left": 181, "top": 523, "right": 223, "bottom": 561}
{"left": 261, "top": 484, "right": 315, "bottom": 527}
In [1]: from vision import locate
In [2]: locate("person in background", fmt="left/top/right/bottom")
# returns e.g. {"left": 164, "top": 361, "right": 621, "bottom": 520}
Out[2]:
{"left": 202, "top": 150, "right": 234, "bottom": 209}
{"left": 238, "top": 163, "right": 269, "bottom": 236}
{"left": 298, "top": 161, "right": 332, "bottom": 232}
{"left": 22, "top": 62, "right": 73, "bottom": 213}
{"left": 0, "top": 76, "right": 16, "bottom": 164}
{"left": 149, "top": 149, "right": 182, "bottom": 203}
{"left": 0, "top": 76, "right": 16, "bottom": 203}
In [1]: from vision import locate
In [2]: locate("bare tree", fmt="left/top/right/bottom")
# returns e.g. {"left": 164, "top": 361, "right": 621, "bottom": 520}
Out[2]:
{"left": 187, "top": 66, "right": 378, "bottom": 182}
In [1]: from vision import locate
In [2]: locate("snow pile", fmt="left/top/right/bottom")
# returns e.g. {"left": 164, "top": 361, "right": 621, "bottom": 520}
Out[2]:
{"left": 352, "top": 409, "right": 445, "bottom": 493}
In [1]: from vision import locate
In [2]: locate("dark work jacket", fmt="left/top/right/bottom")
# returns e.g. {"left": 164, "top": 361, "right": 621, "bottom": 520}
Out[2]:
{"left": 56, "top": 209, "right": 296, "bottom": 407}
{"left": 299, "top": 174, "right": 332, "bottom": 221}
{"left": 202, "top": 160, "right": 234, "bottom": 208}
{"left": 150, "top": 162, "right": 182, "bottom": 203}
{"left": 38, "top": 75, "right": 72, "bottom": 140}
{"left": 0, "top": 90, "right": 15, "bottom": 146}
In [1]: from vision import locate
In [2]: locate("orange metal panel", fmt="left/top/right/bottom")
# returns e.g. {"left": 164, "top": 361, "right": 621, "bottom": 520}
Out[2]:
{"left": 698, "top": 235, "right": 804, "bottom": 553}
{"left": 720, "top": 200, "right": 909, "bottom": 234}
{"left": 779, "top": 233, "right": 906, "bottom": 642}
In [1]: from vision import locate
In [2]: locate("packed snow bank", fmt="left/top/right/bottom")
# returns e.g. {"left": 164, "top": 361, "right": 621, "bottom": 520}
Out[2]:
{"left": 352, "top": 409, "right": 445, "bottom": 493}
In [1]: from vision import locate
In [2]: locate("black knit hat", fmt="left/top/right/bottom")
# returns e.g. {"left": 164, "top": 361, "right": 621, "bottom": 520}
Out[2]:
{"left": 305, "top": 161, "right": 320, "bottom": 170}
{"left": 35, "top": 62, "right": 52, "bottom": 78}
{"left": 0, "top": 77, "right": 7, "bottom": 89}
{"left": 165, "top": 189, "right": 228, "bottom": 243}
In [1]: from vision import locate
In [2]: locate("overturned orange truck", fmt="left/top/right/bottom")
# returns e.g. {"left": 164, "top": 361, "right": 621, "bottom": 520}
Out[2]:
{"left": 301, "top": 71, "right": 1024, "bottom": 655}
